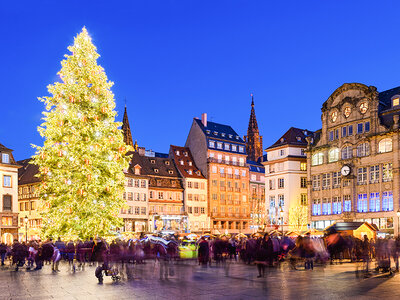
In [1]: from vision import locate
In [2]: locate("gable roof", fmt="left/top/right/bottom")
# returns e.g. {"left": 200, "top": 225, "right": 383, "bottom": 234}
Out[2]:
{"left": 267, "top": 127, "right": 312, "bottom": 150}
{"left": 169, "top": 145, "right": 205, "bottom": 179}
{"left": 18, "top": 158, "right": 41, "bottom": 185}
{"left": 127, "top": 151, "right": 182, "bottom": 180}
{"left": 194, "top": 118, "right": 245, "bottom": 143}
{"left": 378, "top": 86, "right": 400, "bottom": 110}
{"left": 325, "top": 222, "right": 379, "bottom": 232}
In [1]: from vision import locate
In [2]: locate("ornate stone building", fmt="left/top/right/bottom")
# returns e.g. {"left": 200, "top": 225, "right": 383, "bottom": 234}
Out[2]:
{"left": 186, "top": 113, "right": 251, "bottom": 234}
{"left": 244, "top": 95, "right": 263, "bottom": 162}
{"left": 307, "top": 83, "right": 400, "bottom": 235}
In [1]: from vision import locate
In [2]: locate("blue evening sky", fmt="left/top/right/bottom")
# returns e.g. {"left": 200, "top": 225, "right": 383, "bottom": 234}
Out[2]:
{"left": 1, "top": 1, "right": 400, "bottom": 160}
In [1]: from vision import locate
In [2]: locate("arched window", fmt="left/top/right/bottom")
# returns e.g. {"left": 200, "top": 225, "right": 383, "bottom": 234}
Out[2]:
{"left": 312, "top": 152, "right": 324, "bottom": 166}
{"left": 341, "top": 146, "right": 352, "bottom": 160}
{"left": 379, "top": 138, "right": 392, "bottom": 153}
{"left": 328, "top": 148, "right": 339, "bottom": 162}
{"left": 357, "top": 142, "right": 370, "bottom": 157}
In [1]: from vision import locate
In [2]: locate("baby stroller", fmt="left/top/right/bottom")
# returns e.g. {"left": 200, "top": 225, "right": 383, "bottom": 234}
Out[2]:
{"left": 95, "top": 262, "right": 121, "bottom": 283}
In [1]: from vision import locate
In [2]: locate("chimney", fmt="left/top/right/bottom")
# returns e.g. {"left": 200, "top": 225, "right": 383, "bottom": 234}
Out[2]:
{"left": 138, "top": 147, "right": 146, "bottom": 156}
{"left": 201, "top": 113, "right": 207, "bottom": 127}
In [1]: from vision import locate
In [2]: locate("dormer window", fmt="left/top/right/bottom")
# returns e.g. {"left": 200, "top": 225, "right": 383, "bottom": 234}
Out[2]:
{"left": 213, "top": 131, "right": 218, "bottom": 135}
{"left": 235, "top": 136, "right": 239, "bottom": 140}
{"left": 296, "top": 137, "right": 301, "bottom": 142}
{"left": 154, "top": 168, "right": 159, "bottom": 173}
{"left": 229, "top": 134, "right": 233, "bottom": 138}
{"left": 2, "top": 153, "right": 9, "bottom": 164}
{"left": 206, "top": 130, "right": 211, "bottom": 134}
{"left": 150, "top": 159, "right": 155, "bottom": 164}
{"left": 168, "top": 170, "right": 174, "bottom": 174}
{"left": 393, "top": 97, "right": 400, "bottom": 107}
{"left": 184, "top": 152, "right": 188, "bottom": 157}
{"left": 188, "top": 170, "right": 193, "bottom": 175}
{"left": 280, "top": 138, "right": 285, "bottom": 143}
{"left": 175, "top": 150, "right": 180, "bottom": 155}
{"left": 188, "top": 161, "right": 192, "bottom": 166}
{"left": 165, "top": 161, "right": 170, "bottom": 165}
{"left": 221, "top": 133, "right": 225, "bottom": 137}
{"left": 180, "top": 160, "right": 184, "bottom": 165}
{"left": 134, "top": 165, "right": 141, "bottom": 175}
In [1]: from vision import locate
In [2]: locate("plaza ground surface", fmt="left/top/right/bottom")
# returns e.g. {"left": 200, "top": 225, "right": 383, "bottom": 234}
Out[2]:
{"left": 0, "top": 259, "right": 399, "bottom": 300}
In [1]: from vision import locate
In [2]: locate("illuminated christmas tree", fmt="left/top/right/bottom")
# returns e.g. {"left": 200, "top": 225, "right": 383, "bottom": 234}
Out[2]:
{"left": 32, "top": 27, "right": 130, "bottom": 240}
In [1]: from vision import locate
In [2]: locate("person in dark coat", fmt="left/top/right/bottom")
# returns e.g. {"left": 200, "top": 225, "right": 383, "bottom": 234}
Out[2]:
{"left": 198, "top": 238, "right": 209, "bottom": 266}
{"left": 0, "top": 242, "right": 7, "bottom": 266}
{"left": 255, "top": 233, "right": 274, "bottom": 278}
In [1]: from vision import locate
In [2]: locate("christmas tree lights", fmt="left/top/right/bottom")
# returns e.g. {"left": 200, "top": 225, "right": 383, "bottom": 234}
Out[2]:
{"left": 32, "top": 27, "right": 130, "bottom": 240}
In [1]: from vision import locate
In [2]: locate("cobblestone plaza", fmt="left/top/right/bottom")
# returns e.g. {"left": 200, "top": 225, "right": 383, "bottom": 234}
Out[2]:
{"left": 0, "top": 260, "right": 399, "bottom": 299}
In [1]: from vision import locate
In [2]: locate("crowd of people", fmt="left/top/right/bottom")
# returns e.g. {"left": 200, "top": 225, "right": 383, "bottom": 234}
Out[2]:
{"left": 1, "top": 230, "right": 400, "bottom": 281}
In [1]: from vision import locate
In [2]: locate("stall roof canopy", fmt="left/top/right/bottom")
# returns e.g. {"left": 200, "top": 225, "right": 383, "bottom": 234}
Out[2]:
{"left": 325, "top": 222, "right": 379, "bottom": 232}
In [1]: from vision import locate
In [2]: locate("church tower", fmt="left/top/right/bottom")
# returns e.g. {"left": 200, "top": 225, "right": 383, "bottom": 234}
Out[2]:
{"left": 245, "top": 94, "right": 263, "bottom": 161}
{"left": 122, "top": 106, "right": 134, "bottom": 147}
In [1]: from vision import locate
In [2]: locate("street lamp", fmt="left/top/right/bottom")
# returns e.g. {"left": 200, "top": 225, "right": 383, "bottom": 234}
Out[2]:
{"left": 396, "top": 210, "right": 400, "bottom": 237}
{"left": 24, "top": 215, "right": 28, "bottom": 243}
{"left": 280, "top": 207, "right": 284, "bottom": 236}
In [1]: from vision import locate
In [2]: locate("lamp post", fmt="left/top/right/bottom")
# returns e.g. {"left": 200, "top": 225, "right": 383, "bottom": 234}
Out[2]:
{"left": 280, "top": 207, "right": 284, "bottom": 236}
{"left": 396, "top": 210, "right": 400, "bottom": 237}
{"left": 24, "top": 215, "right": 28, "bottom": 243}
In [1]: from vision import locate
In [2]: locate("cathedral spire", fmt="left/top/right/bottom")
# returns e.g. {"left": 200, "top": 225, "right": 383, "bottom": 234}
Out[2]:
{"left": 122, "top": 105, "right": 134, "bottom": 147}
{"left": 248, "top": 93, "right": 259, "bottom": 133}
{"left": 245, "top": 94, "right": 263, "bottom": 161}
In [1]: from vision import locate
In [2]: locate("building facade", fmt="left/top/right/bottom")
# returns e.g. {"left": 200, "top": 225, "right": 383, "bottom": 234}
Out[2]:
{"left": 121, "top": 168, "right": 149, "bottom": 233}
{"left": 264, "top": 128, "right": 310, "bottom": 232}
{"left": 307, "top": 83, "right": 400, "bottom": 235}
{"left": 0, "top": 143, "right": 20, "bottom": 244}
{"left": 130, "top": 148, "right": 186, "bottom": 233}
{"left": 17, "top": 159, "right": 41, "bottom": 241}
{"left": 186, "top": 114, "right": 251, "bottom": 234}
{"left": 248, "top": 160, "right": 266, "bottom": 232}
{"left": 169, "top": 145, "right": 209, "bottom": 233}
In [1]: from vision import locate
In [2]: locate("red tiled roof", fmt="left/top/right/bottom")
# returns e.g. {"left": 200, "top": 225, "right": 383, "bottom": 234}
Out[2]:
{"left": 169, "top": 145, "right": 205, "bottom": 179}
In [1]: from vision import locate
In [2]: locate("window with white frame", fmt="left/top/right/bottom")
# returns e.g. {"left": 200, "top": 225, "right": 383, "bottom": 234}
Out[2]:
{"left": 322, "top": 173, "right": 330, "bottom": 190}
{"left": 382, "top": 163, "right": 393, "bottom": 182}
{"left": 312, "top": 175, "right": 320, "bottom": 191}
{"left": 341, "top": 146, "right": 352, "bottom": 160}
{"left": 357, "top": 143, "right": 370, "bottom": 157}
{"left": 357, "top": 167, "right": 367, "bottom": 185}
{"left": 212, "top": 166, "right": 217, "bottom": 173}
{"left": 312, "top": 153, "right": 324, "bottom": 166}
{"left": 328, "top": 148, "right": 339, "bottom": 162}
{"left": 269, "top": 179, "right": 275, "bottom": 190}
{"left": 369, "top": 192, "right": 380, "bottom": 212}
{"left": 239, "top": 146, "right": 244, "bottom": 153}
{"left": 332, "top": 197, "right": 342, "bottom": 214}
{"left": 1, "top": 153, "right": 9, "bottom": 164}
{"left": 343, "top": 195, "right": 352, "bottom": 212}
{"left": 209, "top": 141, "right": 215, "bottom": 148}
{"left": 332, "top": 172, "right": 341, "bottom": 188}
{"left": 357, "top": 194, "right": 368, "bottom": 212}
{"left": 224, "top": 143, "right": 230, "bottom": 151}
{"left": 217, "top": 142, "right": 223, "bottom": 149}
{"left": 278, "top": 178, "right": 284, "bottom": 189}
{"left": 231, "top": 145, "right": 237, "bottom": 152}
{"left": 370, "top": 165, "right": 379, "bottom": 183}
{"left": 378, "top": 138, "right": 392, "bottom": 153}
{"left": 3, "top": 175, "right": 11, "bottom": 187}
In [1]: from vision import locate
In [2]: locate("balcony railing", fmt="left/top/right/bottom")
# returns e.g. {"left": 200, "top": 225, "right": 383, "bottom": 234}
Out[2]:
{"left": 208, "top": 158, "right": 246, "bottom": 167}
